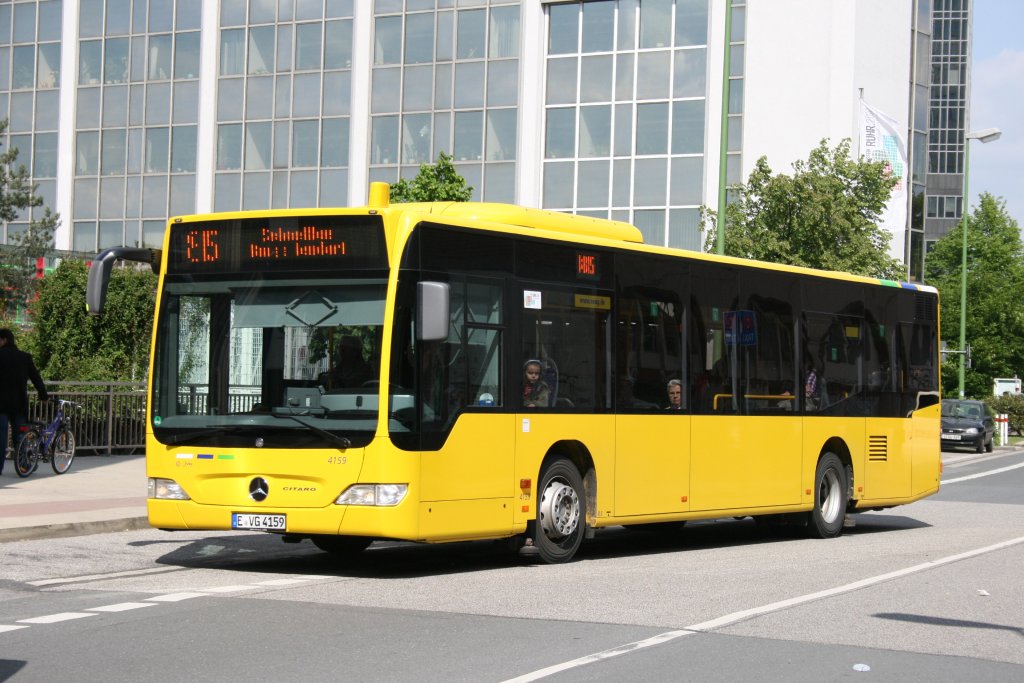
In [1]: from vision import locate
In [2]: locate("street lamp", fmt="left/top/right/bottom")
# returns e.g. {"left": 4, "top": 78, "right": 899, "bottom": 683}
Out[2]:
{"left": 958, "top": 127, "right": 1001, "bottom": 398}
{"left": 715, "top": 3, "right": 733, "bottom": 256}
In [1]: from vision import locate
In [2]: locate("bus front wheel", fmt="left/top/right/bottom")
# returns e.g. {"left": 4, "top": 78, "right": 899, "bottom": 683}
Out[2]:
{"left": 808, "top": 453, "right": 847, "bottom": 539}
{"left": 535, "top": 458, "right": 585, "bottom": 563}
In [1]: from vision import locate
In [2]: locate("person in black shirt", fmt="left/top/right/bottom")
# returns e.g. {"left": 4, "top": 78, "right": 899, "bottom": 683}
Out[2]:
{"left": 0, "top": 328, "right": 48, "bottom": 474}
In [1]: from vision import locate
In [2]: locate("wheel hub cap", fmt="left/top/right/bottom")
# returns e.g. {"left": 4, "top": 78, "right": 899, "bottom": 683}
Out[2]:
{"left": 540, "top": 481, "right": 580, "bottom": 538}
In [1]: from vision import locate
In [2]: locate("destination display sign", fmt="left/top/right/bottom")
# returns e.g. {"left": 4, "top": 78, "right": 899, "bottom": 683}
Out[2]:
{"left": 167, "top": 216, "right": 387, "bottom": 273}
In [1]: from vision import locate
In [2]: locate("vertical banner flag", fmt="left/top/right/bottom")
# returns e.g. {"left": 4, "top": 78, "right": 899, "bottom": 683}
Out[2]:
{"left": 859, "top": 101, "right": 908, "bottom": 262}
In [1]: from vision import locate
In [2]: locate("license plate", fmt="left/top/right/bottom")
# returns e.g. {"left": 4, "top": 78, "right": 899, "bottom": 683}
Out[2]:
{"left": 232, "top": 513, "right": 286, "bottom": 530}
{"left": 941, "top": 434, "right": 961, "bottom": 441}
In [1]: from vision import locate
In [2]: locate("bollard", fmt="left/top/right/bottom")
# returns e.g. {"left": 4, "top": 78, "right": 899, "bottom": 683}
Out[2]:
{"left": 996, "top": 413, "right": 1009, "bottom": 447}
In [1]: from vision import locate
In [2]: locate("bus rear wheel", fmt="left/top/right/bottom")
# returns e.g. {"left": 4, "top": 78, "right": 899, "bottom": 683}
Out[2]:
{"left": 535, "top": 458, "right": 585, "bottom": 563}
{"left": 310, "top": 535, "right": 372, "bottom": 557}
{"left": 808, "top": 453, "right": 847, "bottom": 538}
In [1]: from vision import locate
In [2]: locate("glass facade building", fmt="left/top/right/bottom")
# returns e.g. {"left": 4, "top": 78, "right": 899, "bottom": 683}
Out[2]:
{"left": 0, "top": 0, "right": 955, "bottom": 274}
{"left": 907, "top": 0, "right": 932, "bottom": 282}
{"left": 924, "top": 0, "right": 972, "bottom": 247}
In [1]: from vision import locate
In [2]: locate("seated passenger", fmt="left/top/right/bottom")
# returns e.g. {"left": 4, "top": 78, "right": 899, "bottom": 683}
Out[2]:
{"left": 522, "top": 359, "right": 550, "bottom": 408}
{"left": 666, "top": 379, "right": 683, "bottom": 410}
{"left": 324, "top": 335, "right": 372, "bottom": 389}
{"left": 804, "top": 361, "right": 820, "bottom": 411}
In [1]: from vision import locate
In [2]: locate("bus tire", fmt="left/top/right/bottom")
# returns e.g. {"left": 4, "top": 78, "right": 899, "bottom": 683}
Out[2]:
{"left": 808, "top": 453, "right": 847, "bottom": 539}
{"left": 310, "top": 535, "right": 372, "bottom": 557}
{"left": 535, "top": 457, "right": 585, "bottom": 563}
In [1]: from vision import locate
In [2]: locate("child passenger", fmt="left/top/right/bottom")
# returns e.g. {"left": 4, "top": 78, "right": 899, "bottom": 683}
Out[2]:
{"left": 522, "top": 360, "right": 550, "bottom": 408}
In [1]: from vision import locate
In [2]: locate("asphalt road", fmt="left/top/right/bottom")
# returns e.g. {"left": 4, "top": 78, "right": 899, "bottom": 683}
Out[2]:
{"left": 1, "top": 449, "right": 1022, "bottom": 682}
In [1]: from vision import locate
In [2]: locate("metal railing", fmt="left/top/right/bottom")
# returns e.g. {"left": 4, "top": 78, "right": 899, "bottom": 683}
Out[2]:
{"left": 176, "top": 384, "right": 261, "bottom": 415}
{"left": 21, "top": 382, "right": 265, "bottom": 455}
{"left": 26, "top": 381, "right": 146, "bottom": 455}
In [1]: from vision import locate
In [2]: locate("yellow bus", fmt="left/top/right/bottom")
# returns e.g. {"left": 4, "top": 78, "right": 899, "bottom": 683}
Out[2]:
{"left": 87, "top": 183, "right": 941, "bottom": 563}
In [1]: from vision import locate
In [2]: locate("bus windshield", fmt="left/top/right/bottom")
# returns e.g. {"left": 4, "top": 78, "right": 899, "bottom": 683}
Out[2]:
{"left": 150, "top": 275, "right": 390, "bottom": 448}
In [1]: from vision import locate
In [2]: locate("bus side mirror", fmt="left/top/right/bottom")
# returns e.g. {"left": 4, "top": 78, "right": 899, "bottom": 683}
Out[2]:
{"left": 86, "top": 247, "right": 160, "bottom": 315}
{"left": 417, "top": 281, "right": 449, "bottom": 342}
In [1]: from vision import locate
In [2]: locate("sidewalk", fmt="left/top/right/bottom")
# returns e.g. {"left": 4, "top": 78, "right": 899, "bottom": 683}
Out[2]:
{"left": 0, "top": 454, "right": 148, "bottom": 542}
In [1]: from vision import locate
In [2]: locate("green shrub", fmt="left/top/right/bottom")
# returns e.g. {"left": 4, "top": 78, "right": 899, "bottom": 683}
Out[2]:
{"left": 987, "top": 394, "right": 1024, "bottom": 436}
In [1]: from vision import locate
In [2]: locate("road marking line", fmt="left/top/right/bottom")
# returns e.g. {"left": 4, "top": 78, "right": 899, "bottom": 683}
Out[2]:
{"left": 30, "top": 566, "right": 181, "bottom": 586}
{"left": 501, "top": 535, "right": 1024, "bottom": 683}
{"left": 17, "top": 612, "right": 97, "bottom": 624}
{"left": 87, "top": 602, "right": 158, "bottom": 613}
{"left": 942, "top": 453, "right": 979, "bottom": 464}
{"left": 0, "top": 625, "right": 30, "bottom": 633}
{"left": 196, "top": 585, "right": 255, "bottom": 593}
{"left": 943, "top": 461, "right": 1024, "bottom": 484}
{"left": 501, "top": 630, "right": 695, "bottom": 683}
{"left": 684, "top": 536, "right": 1024, "bottom": 631}
{"left": 146, "top": 592, "right": 208, "bottom": 602}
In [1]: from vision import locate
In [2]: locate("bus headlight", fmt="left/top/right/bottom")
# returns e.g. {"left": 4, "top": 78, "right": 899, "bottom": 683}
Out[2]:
{"left": 335, "top": 484, "right": 408, "bottom": 506}
{"left": 148, "top": 477, "right": 191, "bottom": 500}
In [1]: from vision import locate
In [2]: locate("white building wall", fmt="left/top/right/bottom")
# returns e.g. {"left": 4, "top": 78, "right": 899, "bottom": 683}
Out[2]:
{"left": 742, "top": 0, "right": 911, "bottom": 174}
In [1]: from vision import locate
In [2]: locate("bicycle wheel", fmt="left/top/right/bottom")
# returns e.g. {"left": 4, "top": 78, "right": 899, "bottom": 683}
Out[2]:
{"left": 51, "top": 428, "right": 76, "bottom": 474}
{"left": 14, "top": 431, "right": 40, "bottom": 478}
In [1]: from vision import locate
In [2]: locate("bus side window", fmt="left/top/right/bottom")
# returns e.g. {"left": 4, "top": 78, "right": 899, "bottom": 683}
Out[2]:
{"left": 740, "top": 271, "right": 797, "bottom": 415}
{"left": 690, "top": 264, "right": 738, "bottom": 414}
{"left": 521, "top": 286, "right": 610, "bottom": 411}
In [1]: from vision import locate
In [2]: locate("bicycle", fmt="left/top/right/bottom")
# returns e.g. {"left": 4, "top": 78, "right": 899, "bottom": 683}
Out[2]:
{"left": 14, "top": 399, "right": 80, "bottom": 478}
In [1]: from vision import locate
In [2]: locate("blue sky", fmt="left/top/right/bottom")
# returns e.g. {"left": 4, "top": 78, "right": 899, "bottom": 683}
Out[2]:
{"left": 968, "top": 0, "right": 1023, "bottom": 226}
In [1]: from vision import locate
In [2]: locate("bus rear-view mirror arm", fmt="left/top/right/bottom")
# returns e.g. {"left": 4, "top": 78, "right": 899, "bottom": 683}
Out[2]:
{"left": 417, "top": 281, "right": 449, "bottom": 342}
{"left": 86, "top": 247, "right": 162, "bottom": 316}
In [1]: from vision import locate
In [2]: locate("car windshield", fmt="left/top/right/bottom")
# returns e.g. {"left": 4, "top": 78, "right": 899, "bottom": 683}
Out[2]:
{"left": 150, "top": 275, "right": 399, "bottom": 448}
{"left": 942, "top": 400, "right": 983, "bottom": 419}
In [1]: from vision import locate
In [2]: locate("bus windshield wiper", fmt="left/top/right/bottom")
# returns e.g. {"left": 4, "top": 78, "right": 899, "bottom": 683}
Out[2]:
{"left": 271, "top": 412, "right": 352, "bottom": 450}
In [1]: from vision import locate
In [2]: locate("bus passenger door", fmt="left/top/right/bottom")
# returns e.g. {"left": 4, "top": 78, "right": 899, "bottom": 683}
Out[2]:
{"left": 398, "top": 274, "right": 515, "bottom": 540}
{"left": 612, "top": 281, "right": 689, "bottom": 516}
{"left": 690, "top": 270, "right": 802, "bottom": 512}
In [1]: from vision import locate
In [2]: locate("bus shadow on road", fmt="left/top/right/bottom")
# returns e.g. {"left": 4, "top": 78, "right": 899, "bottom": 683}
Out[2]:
{"left": 145, "top": 532, "right": 530, "bottom": 578}
{"left": 578, "top": 512, "right": 931, "bottom": 559}
{"left": 142, "top": 512, "right": 931, "bottom": 579}
{"left": 873, "top": 612, "right": 1024, "bottom": 638}
{"left": 842, "top": 511, "right": 932, "bottom": 535}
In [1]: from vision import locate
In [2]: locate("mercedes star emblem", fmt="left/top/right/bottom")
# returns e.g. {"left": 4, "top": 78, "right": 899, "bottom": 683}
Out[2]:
{"left": 249, "top": 477, "right": 269, "bottom": 502}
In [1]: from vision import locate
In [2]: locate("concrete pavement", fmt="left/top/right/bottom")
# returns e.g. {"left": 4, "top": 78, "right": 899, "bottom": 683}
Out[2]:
{"left": 0, "top": 454, "right": 148, "bottom": 542}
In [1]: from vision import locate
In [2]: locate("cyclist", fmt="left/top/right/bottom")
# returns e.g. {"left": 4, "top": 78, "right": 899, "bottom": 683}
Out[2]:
{"left": 0, "top": 328, "right": 48, "bottom": 475}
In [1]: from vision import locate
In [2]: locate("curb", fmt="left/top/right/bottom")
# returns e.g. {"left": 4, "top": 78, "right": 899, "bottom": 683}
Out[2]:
{"left": 0, "top": 517, "right": 150, "bottom": 543}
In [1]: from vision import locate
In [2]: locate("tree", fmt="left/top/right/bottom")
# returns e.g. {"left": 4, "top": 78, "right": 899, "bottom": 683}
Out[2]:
{"left": 32, "top": 259, "right": 156, "bottom": 381}
{"left": 989, "top": 393, "right": 1024, "bottom": 436}
{"left": 389, "top": 151, "right": 473, "bottom": 203}
{"left": 925, "top": 193, "right": 1024, "bottom": 398}
{"left": 302, "top": 153, "right": 473, "bottom": 373}
{"left": 0, "top": 119, "right": 60, "bottom": 317}
{"left": 702, "top": 139, "right": 904, "bottom": 280}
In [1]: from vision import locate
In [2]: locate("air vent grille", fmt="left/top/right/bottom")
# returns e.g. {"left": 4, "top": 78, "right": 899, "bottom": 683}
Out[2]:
{"left": 868, "top": 435, "right": 888, "bottom": 462}
{"left": 915, "top": 294, "right": 937, "bottom": 322}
